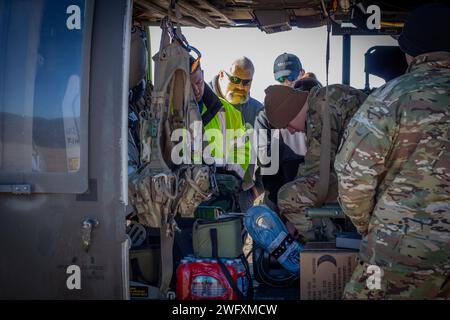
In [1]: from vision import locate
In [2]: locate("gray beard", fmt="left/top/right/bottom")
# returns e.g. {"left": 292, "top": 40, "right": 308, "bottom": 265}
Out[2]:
{"left": 230, "top": 92, "right": 249, "bottom": 105}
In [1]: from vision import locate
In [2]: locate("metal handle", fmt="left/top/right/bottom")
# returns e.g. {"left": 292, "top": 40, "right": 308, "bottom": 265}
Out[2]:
{"left": 306, "top": 205, "right": 346, "bottom": 219}
{"left": 81, "top": 218, "right": 99, "bottom": 252}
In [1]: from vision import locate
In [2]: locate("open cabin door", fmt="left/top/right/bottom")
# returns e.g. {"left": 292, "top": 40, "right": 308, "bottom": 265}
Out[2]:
{"left": 0, "top": 0, "right": 132, "bottom": 299}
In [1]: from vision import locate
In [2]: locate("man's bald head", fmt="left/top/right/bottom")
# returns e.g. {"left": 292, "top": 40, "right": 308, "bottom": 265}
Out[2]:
{"left": 219, "top": 56, "right": 255, "bottom": 105}
{"left": 230, "top": 56, "right": 255, "bottom": 76}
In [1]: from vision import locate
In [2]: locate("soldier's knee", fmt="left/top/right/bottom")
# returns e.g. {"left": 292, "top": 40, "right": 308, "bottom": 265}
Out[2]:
{"left": 278, "top": 180, "right": 314, "bottom": 208}
{"left": 277, "top": 181, "right": 294, "bottom": 202}
{"left": 277, "top": 183, "right": 295, "bottom": 213}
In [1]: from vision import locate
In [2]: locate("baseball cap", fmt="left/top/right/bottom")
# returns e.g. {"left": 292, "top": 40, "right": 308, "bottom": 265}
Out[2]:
{"left": 273, "top": 53, "right": 302, "bottom": 81}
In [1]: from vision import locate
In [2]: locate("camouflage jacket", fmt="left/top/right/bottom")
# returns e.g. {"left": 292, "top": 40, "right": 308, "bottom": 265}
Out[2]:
{"left": 300, "top": 84, "right": 367, "bottom": 180}
{"left": 335, "top": 52, "right": 450, "bottom": 271}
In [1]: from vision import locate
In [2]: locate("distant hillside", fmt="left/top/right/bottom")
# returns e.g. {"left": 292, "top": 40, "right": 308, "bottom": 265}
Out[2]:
{"left": 1, "top": 112, "right": 80, "bottom": 148}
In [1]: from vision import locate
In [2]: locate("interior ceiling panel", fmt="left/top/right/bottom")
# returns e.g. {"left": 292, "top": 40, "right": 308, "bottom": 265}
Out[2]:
{"left": 133, "top": 0, "right": 434, "bottom": 34}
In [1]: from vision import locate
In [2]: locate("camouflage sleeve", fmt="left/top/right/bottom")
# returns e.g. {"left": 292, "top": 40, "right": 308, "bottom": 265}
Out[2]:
{"left": 334, "top": 93, "right": 397, "bottom": 235}
{"left": 301, "top": 84, "right": 367, "bottom": 178}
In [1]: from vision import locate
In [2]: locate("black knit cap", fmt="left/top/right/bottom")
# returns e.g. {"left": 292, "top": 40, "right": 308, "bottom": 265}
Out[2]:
{"left": 398, "top": 3, "right": 450, "bottom": 57}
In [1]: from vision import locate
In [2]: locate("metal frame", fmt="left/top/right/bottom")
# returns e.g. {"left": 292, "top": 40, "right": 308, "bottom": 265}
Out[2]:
{"left": 342, "top": 33, "right": 351, "bottom": 85}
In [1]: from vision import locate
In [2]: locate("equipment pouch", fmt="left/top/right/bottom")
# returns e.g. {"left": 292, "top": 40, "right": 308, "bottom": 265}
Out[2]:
{"left": 193, "top": 216, "right": 243, "bottom": 259}
{"left": 176, "top": 165, "right": 212, "bottom": 218}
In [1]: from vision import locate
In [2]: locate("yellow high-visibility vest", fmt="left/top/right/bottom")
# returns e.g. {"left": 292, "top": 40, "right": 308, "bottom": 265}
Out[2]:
{"left": 202, "top": 98, "right": 250, "bottom": 179}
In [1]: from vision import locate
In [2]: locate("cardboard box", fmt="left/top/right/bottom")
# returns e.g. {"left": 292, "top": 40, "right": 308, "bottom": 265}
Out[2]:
{"left": 300, "top": 242, "right": 358, "bottom": 300}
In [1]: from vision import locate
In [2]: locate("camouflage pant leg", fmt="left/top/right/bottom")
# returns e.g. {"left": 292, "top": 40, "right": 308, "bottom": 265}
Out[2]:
{"left": 277, "top": 176, "right": 317, "bottom": 240}
{"left": 343, "top": 262, "right": 450, "bottom": 300}
{"left": 278, "top": 174, "right": 338, "bottom": 241}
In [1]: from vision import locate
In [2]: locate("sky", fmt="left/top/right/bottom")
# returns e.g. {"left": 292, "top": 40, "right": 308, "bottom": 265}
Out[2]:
{"left": 149, "top": 26, "right": 397, "bottom": 103}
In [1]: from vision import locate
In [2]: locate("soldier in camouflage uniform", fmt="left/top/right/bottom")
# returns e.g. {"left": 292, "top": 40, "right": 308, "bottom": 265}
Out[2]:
{"left": 264, "top": 84, "right": 367, "bottom": 241}
{"left": 334, "top": 4, "right": 450, "bottom": 299}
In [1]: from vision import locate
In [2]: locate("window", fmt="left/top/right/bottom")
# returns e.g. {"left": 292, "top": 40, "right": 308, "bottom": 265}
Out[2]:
{"left": 0, "top": 0, "right": 93, "bottom": 193}
{"left": 350, "top": 35, "right": 398, "bottom": 89}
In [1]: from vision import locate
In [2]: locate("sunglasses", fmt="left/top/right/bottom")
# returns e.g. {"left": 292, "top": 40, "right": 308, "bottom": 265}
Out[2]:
{"left": 277, "top": 74, "right": 297, "bottom": 83}
{"left": 224, "top": 71, "right": 252, "bottom": 86}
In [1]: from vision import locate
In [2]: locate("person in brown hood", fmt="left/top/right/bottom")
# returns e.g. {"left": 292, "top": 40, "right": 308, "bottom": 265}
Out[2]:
{"left": 263, "top": 84, "right": 367, "bottom": 242}
{"left": 254, "top": 77, "right": 321, "bottom": 210}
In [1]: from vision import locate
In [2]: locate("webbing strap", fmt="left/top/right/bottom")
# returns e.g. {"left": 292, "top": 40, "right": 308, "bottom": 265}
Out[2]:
{"left": 210, "top": 228, "right": 245, "bottom": 300}
{"left": 316, "top": 17, "right": 332, "bottom": 206}
{"left": 159, "top": 209, "right": 174, "bottom": 296}
{"left": 239, "top": 254, "right": 254, "bottom": 300}
{"left": 159, "top": 20, "right": 170, "bottom": 51}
